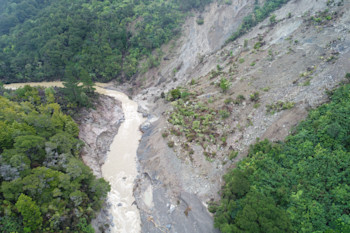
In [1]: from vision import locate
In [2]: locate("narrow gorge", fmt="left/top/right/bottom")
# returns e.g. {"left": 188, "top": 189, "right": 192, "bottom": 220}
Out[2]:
{"left": 1, "top": 0, "right": 350, "bottom": 232}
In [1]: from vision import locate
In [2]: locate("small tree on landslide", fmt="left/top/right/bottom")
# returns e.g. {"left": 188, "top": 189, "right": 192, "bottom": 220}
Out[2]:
{"left": 220, "top": 77, "right": 230, "bottom": 93}
{"left": 270, "top": 14, "right": 277, "bottom": 25}
{"left": 170, "top": 88, "right": 181, "bottom": 101}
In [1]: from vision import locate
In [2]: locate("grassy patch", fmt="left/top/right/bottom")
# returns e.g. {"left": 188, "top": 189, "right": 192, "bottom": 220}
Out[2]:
{"left": 266, "top": 101, "right": 295, "bottom": 114}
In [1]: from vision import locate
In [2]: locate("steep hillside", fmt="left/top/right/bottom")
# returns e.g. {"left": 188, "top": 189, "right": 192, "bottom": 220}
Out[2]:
{"left": 1, "top": 0, "right": 350, "bottom": 232}
{"left": 131, "top": 0, "right": 350, "bottom": 232}
{"left": 0, "top": 0, "right": 212, "bottom": 83}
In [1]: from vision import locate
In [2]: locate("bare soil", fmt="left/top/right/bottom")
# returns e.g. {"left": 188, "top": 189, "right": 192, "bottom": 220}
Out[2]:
{"left": 130, "top": 0, "right": 350, "bottom": 232}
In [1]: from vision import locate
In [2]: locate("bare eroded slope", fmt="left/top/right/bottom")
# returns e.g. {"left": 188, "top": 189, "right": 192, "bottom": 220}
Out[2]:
{"left": 129, "top": 0, "right": 350, "bottom": 232}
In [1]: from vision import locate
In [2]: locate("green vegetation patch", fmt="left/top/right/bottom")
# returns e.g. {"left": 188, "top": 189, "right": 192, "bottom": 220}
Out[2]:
{"left": 266, "top": 101, "right": 295, "bottom": 114}
{"left": 220, "top": 77, "right": 231, "bottom": 93}
{"left": 0, "top": 86, "right": 110, "bottom": 232}
{"left": 233, "top": 94, "right": 246, "bottom": 105}
{"left": 0, "top": 0, "right": 213, "bottom": 83}
{"left": 166, "top": 90, "right": 232, "bottom": 157}
{"left": 196, "top": 17, "right": 205, "bottom": 25}
{"left": 249, "top": 92, "right": 260, "bottom": 102}
{"left": 309, "top": 9, "right": 337, "bottom": 25}
{"left": 212, "top": 81, "right": 350, "bottom": 232}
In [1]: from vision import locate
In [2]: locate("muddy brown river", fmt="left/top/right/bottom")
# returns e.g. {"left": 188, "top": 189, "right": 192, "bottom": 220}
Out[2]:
{"left": 4, "top": 82, "right": 145, "bottom": 233}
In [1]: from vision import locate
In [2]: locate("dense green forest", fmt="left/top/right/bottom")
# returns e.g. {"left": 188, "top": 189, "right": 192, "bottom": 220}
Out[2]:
{"left": 212, "top": 80, "right": 350, "bottom": 232}
{"left": 0, "top": 85, "right": 110, "bottom": 232}
{"left": 0, "top": 0, "right": 212, "bottom": 83}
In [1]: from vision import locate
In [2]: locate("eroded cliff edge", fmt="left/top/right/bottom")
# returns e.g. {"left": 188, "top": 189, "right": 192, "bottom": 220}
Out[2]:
{"left": 78, "top": 95, "right": 124, "bottom": 177}
{"left": 77, "top": 94, "right": 124, "bottom": 232}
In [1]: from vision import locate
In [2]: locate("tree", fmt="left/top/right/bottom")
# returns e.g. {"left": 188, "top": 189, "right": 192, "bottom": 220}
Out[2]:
{"left": 220, "top": 77, "right": 230, "bottom": 93}
{"left": 13, "top": 135, "right": 46, "bottom": 165}
{"left": 49, "top": 132, "right": 82, "bottom": 155}
{"left": 233, "top": 192, "right": 292, "bottom": 233}
{"left": 80, "top": 69, "right": 95, "bottom": 95}
{"left": 269, "top": 14, "right": 277, "bottom": 24}
{"left": 170, "top": 88, "right": 181, "bottom": 101}
{"left": 15, "top": 194, "right": 43, "bottom": 232}
{"left": 0, "top": 122, "right": 14, "bottom": 150}
{"left": 62, "top": 65, "right": 84, "bottom": 106}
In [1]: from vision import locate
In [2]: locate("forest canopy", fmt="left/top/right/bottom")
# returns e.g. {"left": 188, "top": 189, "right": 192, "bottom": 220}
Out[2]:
{"left": 0, "top": 0, "right": 212, "bottom": 84}
{"left": 212, "top": 82, "right": 350, "bottom": 232}
{"left": 0, "top": 85, "right": 110, "bottom": 232}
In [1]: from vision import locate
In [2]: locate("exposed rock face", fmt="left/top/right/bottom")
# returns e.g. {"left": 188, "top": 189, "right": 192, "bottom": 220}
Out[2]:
{"left": 78, "top": 95, "right": 124, "bottom": 177}
{"left": 134, "top": 0, "right": 256, "bottom": 111}
{"left": 135, "top": 123, "right": 220, "bottom": 233}
{"left": 132, "top": 0, "right": 350, "bottom": 232}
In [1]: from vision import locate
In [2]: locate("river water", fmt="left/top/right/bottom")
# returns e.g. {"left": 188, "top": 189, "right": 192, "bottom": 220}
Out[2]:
{"left": 101, "top": 90, "right": 144, "bottom": 233}
{"left": 4, "top": 82, "right": 144, "bottom": 233}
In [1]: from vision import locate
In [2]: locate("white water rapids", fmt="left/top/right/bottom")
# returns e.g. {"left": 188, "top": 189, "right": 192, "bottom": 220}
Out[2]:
{"left": 4, "top": 82, "right": 144, "bottom": 233}
{"left": 101, "top": 90, "right": 144, "bottom": 233}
